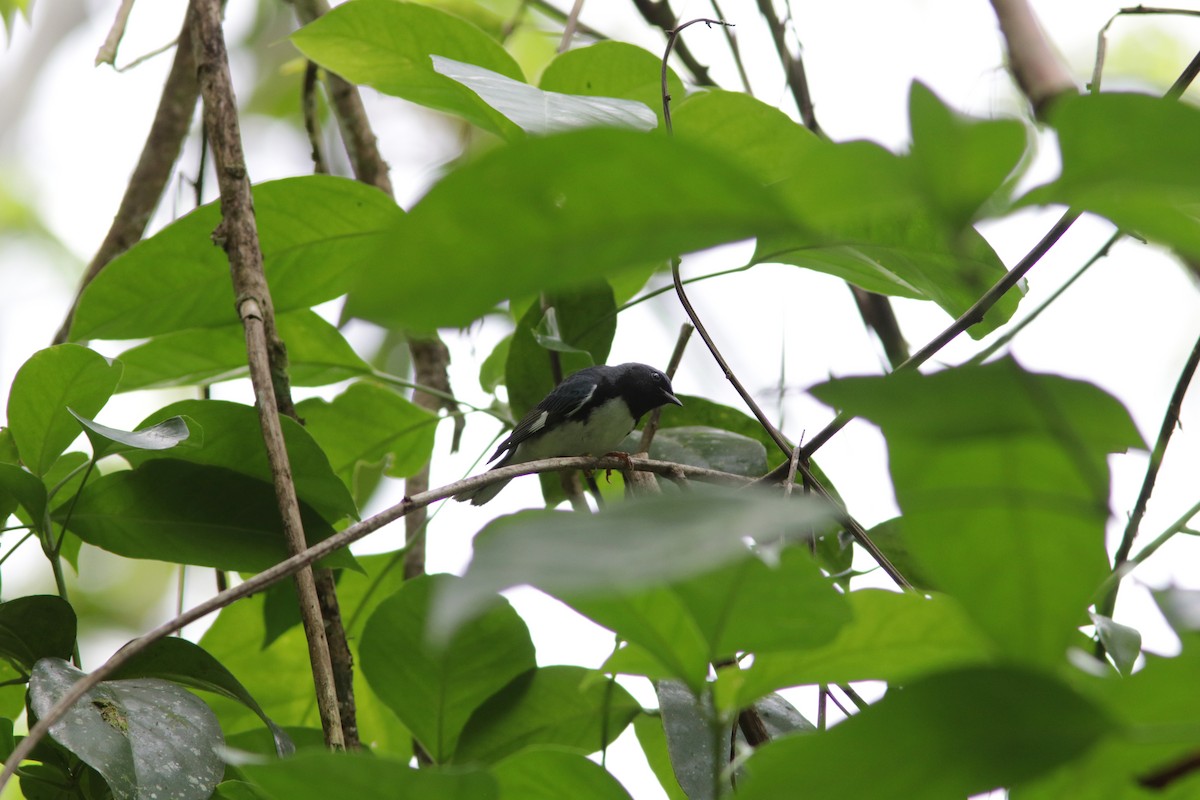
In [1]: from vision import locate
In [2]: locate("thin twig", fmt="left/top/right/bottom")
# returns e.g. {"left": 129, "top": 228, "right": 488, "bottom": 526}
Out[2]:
{"left": 95, "top": 0, "right": 136, "bottom": 66}
{"left": 753, "top": 0, "right": 821, "bottom": 134}
{"left": 633, "top": 0, "right": 719, "bottom": 86}
{"left": 190, "top": 0, "right": 342, "bottom": 748}
{"left": 710, "top": 0, "right": 752, "bottom": 94}
{"left": 1096, "top": 330, "right": 1200, "bottom": 628}
{"left": 638, "top": 322, "right": 694, "bottom": 452}
{"left": 558, "top": 0, "right": 585, "bottom": 52}
{"left": 55, "top": 8, "right": 200, "bottom": 345}
{"left": 660, "top": 18, "right": 731, "bottom": 134}
{"left": 1092, "top": 7, "right": 1200, "bottom": 93}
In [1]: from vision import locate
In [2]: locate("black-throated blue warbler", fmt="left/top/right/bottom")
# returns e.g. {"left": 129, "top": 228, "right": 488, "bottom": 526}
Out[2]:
{"left": 454, "top": 362, "right": 683, "bottom": 505}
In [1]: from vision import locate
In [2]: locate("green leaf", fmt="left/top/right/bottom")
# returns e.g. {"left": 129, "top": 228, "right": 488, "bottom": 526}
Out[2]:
{"left": 738, "top": 666, "right": 1113, "bottom": 800}
{"left": 295, "top": 380, "right": 439, "bottom": 483}
{"left": 432, "top": 56, "right": 655, "bottom": 134}
{"left": 29, "top": 657, "right": 224, "bottom": 800}
{"left": 0, "top": 462, "right": 47, "bottom": 527}
{"left": 359, "top": 574, "right": 536, "bottom": 763}
{"left": 633, "top": 713, "right": 689, "bottom": 800}
{"left": 429, "top": 489, "right": 834, "bottom": 645}
{"left": 672, "top": 89, "right": 820, "bottom": 185}
{"left": 907, "top": 81, "right": 1028, "bottom": 226}
{"left": 70, "top": 176, "right": 401, "bottom": 341}
{"left": 811, "top": 358, "right": 1143, "bottom": 665}
{"left": 291, "top": 0, "right": 524, "bottom": 138}
{"left": 57, "top": 460, "right": 357, "bottom": 573}
{"left": 0, "top": 595, "right": 76, "bottom": 672}
{"left": 242, "top": 750, "right": 497, "bottom": 800}
{"left": 480, "top": 334, "right": 512, "bottom": 393}
{"left": 539, "top": 41, "right": 684, "bottom": 129}
{"left": 69, "top": 410, "right": 190, "bottom": 459}
{"left": 7, "top": 344, "right": 122, "bottom": 475}
{"left": 107, "top": 637, "right": 292, "bottom": 757}
{"left": 114, "top": 310, "right": 371, "bottom": 392}
{"left": 129, "top": 399, "right": 356, "bottom": 524}
{"left": 491, "top": 749, "right": 634, "bottom": 800}
{"left": 455, "top": 665, "right": 639, "bottom": 764}
{"left": 1020, "top": 92, "right": 1200, "bottom": 258}
{"left": 656, "top": 680, "right": 727, "bottom": 800}
{"left": 344, "top": 127, "right": 795, "bottom": 331}
{"left": 722, "top": 590, "right": 993, "bottom": 708}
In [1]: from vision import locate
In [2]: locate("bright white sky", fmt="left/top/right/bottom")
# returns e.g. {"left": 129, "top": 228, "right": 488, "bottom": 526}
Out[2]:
{"left": 2, "top": 1, "right": 1200, "bottom": 796}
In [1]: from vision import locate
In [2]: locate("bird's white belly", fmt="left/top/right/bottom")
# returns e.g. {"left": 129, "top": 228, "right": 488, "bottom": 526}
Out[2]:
{"left": 514, "top": 398, "right": 636, "bottom": 461}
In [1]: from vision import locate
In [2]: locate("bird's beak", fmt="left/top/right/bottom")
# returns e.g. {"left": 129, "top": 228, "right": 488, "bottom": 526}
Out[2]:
{"left": 665, "top": 392, "right": 683, "bottom": 407}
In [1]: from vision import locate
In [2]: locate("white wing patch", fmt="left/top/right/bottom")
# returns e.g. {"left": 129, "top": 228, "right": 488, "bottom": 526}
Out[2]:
{"left": 526, "top": 410, "right": 549, "bottom": 434}
{"left": 565, "top": 384, "right": 597, "bottom": 418}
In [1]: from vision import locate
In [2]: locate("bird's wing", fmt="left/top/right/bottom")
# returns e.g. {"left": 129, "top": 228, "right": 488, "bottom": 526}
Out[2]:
{"left": 488, "top": 370, "right": 603, "bottom": 463}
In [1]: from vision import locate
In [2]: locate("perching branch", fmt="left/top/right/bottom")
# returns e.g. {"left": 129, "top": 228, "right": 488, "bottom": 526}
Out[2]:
{"left": 54, "top": 7, "right": 200, "bottom": 345}
{"left": 189, "top": 0, "right": 343, "bottom": 749}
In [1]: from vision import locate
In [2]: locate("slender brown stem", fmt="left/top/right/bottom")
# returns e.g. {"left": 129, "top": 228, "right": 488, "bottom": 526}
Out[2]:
{"left": 55, "top": 7, "right": 200, "bottom": 345}
{"left": 190, "top": 0, "right": 342, "bottom": 748}
{"left": 633, "top": 0, "right": 719, "bottom": 86}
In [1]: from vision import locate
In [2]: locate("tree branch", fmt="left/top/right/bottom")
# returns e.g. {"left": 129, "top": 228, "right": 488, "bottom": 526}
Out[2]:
{"left": 753, "top": 0, "right": 822, "bottom": 135}
{"left": 189, "top": 0, "right": 343, "bottom": 749}
{"left": 988, "top": 0, "right": 1077, "bottom": 116}
{"left": 54, "top": 7, "right": 200, "bottom": 345}
{"left": 632, "top": 0, "right": 718, "bottom": 87}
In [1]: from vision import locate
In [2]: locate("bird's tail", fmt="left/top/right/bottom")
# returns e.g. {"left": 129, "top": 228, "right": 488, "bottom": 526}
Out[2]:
{"left": 452, "top": 474, "right": 510, "bottom": 505}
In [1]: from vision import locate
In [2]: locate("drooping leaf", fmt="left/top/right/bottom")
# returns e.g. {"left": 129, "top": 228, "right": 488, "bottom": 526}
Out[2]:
{"left": 107, "top": 637, "right": 293, "bottom": 757}
{"left": 1020, "top": 92, "right": 1200, "bottom": 259}
{"left": 68, "top": 410, "right": 190, "bottom": 459}
{"left": 291, "top": 0, "right": 524, "bottom": 138}
{"left": 128, "top": 400, "right": 356, "bottom": 524}
{"left": 114, "top": 310, "right": 371, "bottom": 392}
{"left": 57, "top": 460, "right": 357, "bottom": 573}
{"left": 359, "top": 574, "right": 536, "bottom": 763}
{"left": 0, "top": 595, "right": 76, "bottom": 672}
{"left": 490, "top": 749, "right": 634, "bottom": 800}
{"left": 455, "top": 665, "right": 639, "bottom": 765}
{"left": 7, "top": 344, "right": 122, "bottom": 475}
{"left": 344, "top": 127, "right": 796, "bottom": 331}
{"left": 242, "top": 750, "right": 497, "bottom": 800}
{"left": 429, "top": 489, "right": 834, "bottom": 644}
{"left": 656, "top": 680, "right": 727, "bottom": 800}
{"left": 29, "top": 658, "right": 224, "bottom": 800}
{"left": 432, "top": 56, "right": 655, "bottom": 134}
{"left": 1089, "top": 612, "right": 1142, "bottom": 676}
{"left": 295, "top": 381, "right": 439, "bottom": 484}
{"left": 633, "top": 713, "right": 689, "bottom": 800}
{"left": 811, "top": 358, "right": 1143, "bottom": 665}
{"left": 69, "top": 177, "right": 401, "bottom": 342}
{"left": 738, "top": 666, "right": 1113, "bottom": 800}
{"left": 539, "top": 41, "right": 684, "bottom": 129}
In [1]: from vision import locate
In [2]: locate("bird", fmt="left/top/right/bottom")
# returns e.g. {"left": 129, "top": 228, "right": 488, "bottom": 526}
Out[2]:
{"left": 454, "top": 362, "right": 683, "bottom": 505}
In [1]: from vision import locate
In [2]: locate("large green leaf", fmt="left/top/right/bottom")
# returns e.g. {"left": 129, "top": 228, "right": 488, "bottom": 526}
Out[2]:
{"left": 0, "top": 595, "right": 76, "bottom": 672}
{"left": 29, "top": 658, "right": 224, "bottom": 800}
{"left": 57, "top": 460, "right": 357, "bottom": 572}
{"left": 429, "top": 489, "right": 834, "bottom": 645}
{"left": 69, "top": 176, "right": 400, "bottom": 341}
{"left": 7, "top": 344, "right": 122, "bottom": 475}
{"left": 455, "top": 665, "right": 640, "bottom": 765}
{"left": 490, "top": 749, "right": 633, "bottom": 800}
{"left": 242, "top": 750, "right": 497, "bottom": 800}
{"left": 539, "top": 41, "right": 684, "bottom": 129}
{"left": 0, "top": 462, "right": 48, "bottom": 527}
{"left": 721, "top": 590, "right": 993, "bottom": 708}
{"left": 115, "top": 310, "right": 371, "bottom": 391}
{"left": 633, "top": 713, "right": 689, "bottom": 800}
{"left": 295, "top": 381, "right": 439, "bottom": 484}
{"left": 738, "top": 666, "right": 1113, "bottom": 799}
{"left": 432, "top": 56, "right": 656, "bottom": 134}
{"left": 1020, "top": 92, "right": 1200, "bottom": 258}
{"left": 291, "top": 0, "right": 523, "bottom": 138}
{"left": 655, "top": 679, "right": 727, "bottom": 800}
{"left": 344, "top": 127, "right": 796, "bottom": 331}
{"left": 811, "top": 358, "right": 1143, "bottom": 664}
{"left": 359, "top": 574, "right": 536, "bottom": 763}
{"left": 129, "top": 399, "right": 356, "bottom": 524}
